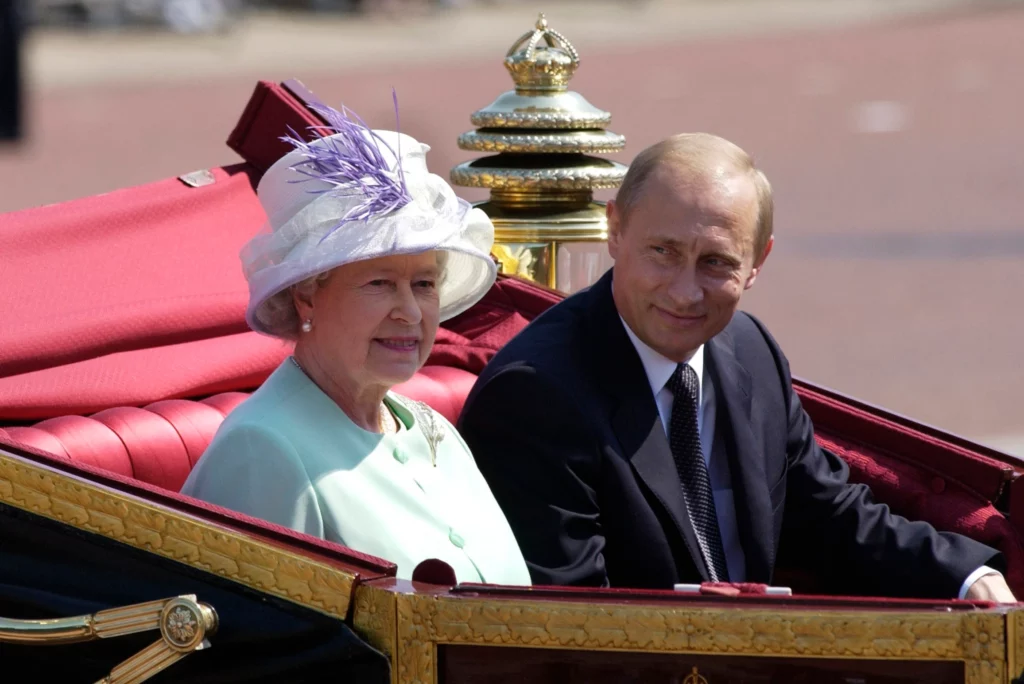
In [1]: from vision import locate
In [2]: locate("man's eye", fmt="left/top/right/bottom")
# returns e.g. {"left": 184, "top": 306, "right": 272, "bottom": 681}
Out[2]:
{"left": 651, "top": 246, "right": 669, "bottom": 255}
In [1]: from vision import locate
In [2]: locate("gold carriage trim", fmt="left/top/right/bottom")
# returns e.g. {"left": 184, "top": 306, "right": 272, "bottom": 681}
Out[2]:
{"left": 353, "top": 583, "right": 400, "bottom": 676}
{"left": 0, "top": 448, "right": 358, "bottom": 619}
{"left": 387, "top": 593, "right": 1008, "bottom": 684}
{"left": 1, "top": 594, "right": 217, "bottom": 684}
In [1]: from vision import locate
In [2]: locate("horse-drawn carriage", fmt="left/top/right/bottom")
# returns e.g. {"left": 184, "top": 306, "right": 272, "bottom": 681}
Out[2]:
{"left": 2, "top": 16, "right": 1024, "bottom": 684}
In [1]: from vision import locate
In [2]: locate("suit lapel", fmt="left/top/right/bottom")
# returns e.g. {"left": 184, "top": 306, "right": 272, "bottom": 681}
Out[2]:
{"left": 706, "top": 329, "right": 775, "bottom": 582}
{"left": 588, "top": 272, "right": 710, "bottom": 582}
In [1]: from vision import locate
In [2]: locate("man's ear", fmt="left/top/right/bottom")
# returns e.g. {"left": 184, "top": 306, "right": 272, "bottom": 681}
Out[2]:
{"left": 744, "top": 235, "right": 774, "bottom": 290}
{"left": 607, "top": 199, "right": 622, "bottom": 260}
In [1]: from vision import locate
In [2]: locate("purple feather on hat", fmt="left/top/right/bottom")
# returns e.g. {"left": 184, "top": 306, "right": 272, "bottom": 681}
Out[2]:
{"left": 279, "top": 91, "right": 413, "bottom": 243}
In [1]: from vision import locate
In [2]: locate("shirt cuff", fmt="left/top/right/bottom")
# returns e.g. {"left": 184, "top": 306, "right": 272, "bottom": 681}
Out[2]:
{"left": 959, "top": 565, "right": 1002, "bottom": 600}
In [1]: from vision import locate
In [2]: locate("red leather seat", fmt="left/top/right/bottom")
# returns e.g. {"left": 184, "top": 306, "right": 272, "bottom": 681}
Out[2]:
{"left": 5, "top": 366, "right": 478, "bottom": 492}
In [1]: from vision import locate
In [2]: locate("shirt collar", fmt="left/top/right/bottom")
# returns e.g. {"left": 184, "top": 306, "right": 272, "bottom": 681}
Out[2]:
{"left": 619, "top": 316, "right": 704, "bottom": 397}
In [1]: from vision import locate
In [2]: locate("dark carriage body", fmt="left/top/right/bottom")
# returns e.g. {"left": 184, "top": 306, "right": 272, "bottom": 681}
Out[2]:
{"left": 2, "top": 79, "right": 1024, "bottom": 683}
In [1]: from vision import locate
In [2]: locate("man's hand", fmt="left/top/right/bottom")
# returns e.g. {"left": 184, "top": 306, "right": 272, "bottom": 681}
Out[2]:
{"left": 965, "top": 573, "right": 1017, "bottom": 603}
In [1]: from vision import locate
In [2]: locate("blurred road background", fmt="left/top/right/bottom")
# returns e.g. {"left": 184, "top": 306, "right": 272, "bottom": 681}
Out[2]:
{"left": 2, "top": 0, "right": 1022, "bottom": 456}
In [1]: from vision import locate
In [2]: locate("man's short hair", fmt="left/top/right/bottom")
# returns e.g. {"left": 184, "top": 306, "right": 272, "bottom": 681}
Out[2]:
{"left": 615, "top": 133, "right": 774, "bottom": 257}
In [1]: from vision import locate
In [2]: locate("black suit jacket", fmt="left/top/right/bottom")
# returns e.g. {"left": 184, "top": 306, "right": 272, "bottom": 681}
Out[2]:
{"left": 458, "top": 270, "right": 1002, "bottom": 597}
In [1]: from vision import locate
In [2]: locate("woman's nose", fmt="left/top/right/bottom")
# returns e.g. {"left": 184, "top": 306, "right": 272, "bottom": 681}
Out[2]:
{"left": 391, "top": 284, "right": 423, "bottom": 324}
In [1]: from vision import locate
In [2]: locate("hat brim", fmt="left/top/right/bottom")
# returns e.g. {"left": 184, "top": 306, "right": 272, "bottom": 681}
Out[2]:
{"left": 244, "top": 206, "right": 497, "bottom": 336}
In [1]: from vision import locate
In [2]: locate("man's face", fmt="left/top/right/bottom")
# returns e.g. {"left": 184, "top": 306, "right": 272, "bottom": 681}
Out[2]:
{"left": 607, "top": 164, "right": 772, "bottom": 362}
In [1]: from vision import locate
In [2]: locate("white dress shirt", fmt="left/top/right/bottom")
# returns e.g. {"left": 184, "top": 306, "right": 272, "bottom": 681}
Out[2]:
{"left": 620, "top": 318, "right": 998, "bottom": 598}
{"left": 620, "top": 319, "right": 746, "bottom": 582}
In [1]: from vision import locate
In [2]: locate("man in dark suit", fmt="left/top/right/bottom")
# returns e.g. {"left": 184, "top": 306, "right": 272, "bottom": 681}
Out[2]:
{"left": 459, "top": 133, "right": 1015, "bottom": 600}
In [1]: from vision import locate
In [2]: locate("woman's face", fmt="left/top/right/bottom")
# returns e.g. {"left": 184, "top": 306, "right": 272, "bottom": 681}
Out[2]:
{"left": 300, "top": 252, "right": 442, "bottom": 392}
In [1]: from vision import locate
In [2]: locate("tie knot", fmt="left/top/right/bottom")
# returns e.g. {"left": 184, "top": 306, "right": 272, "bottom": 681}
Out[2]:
{"left": 667, "top": 363, "right": 700, "bottom": 399}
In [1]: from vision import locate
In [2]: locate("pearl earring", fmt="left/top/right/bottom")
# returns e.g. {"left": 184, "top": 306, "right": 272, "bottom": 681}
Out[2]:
{"left": 301, "top": 319, "right": 313, "bottom": 333}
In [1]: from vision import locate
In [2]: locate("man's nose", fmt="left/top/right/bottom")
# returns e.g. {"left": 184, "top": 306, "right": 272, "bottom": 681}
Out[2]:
{"left": 666, "top": 267, "right": 704, "bottom": 306}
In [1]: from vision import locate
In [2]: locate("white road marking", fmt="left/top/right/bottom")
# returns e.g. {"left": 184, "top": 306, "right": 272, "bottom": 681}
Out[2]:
{"left": 853, "top": 100, "right": 910, "bottom": 134}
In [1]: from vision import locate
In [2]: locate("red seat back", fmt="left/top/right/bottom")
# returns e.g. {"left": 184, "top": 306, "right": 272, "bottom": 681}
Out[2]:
{"left": 3, "top": 367, "right": 478, "bottom": 492}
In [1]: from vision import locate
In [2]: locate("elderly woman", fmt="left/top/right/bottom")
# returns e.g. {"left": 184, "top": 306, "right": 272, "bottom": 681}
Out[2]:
{"left": 181, "top": 103, "right": 530, "bottom": 585}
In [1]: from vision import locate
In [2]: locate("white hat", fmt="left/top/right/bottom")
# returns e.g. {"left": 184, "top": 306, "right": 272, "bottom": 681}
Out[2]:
{"left": 241, "top": 107, "right": 496, "bottom": 335}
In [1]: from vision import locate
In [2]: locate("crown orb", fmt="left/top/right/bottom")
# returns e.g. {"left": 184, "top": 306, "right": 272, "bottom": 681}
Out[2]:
{"left": 536, "top": 13, "right": 548, "bottom": 30}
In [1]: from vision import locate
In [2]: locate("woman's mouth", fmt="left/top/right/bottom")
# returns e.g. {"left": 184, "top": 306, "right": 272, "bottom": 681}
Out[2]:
{"left": 375, "top": 338, "right": 419, "bottom": 352}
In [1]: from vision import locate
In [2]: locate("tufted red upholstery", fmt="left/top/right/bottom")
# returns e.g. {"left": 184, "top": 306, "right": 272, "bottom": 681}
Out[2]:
{"left": 5, "top": 368, "right": 477, "bottom": 493}
{"left": 797, "top": 381, "right": 1024, "bottom": 597}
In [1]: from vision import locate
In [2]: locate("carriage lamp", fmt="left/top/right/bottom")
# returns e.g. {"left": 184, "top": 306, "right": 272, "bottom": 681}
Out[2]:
{"left": 450, "top": 14, "right": 628, "bottom": 294}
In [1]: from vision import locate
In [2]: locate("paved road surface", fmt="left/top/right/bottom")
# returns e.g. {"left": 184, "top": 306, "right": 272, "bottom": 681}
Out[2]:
{"left": 2, "top": 1, "right": 1022, "bottom": 453}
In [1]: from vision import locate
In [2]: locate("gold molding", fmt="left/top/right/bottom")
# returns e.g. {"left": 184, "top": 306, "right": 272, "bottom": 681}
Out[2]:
{"left": 353, "top": 584, "right": 399, "bottom": 684}
{"left": 1009, "top": 610, "right": 1024, "bottom": 683}
{"left": 0, "top": 449, "right": 357, "bottom": 619}
{"left": 457, "top": 130, "right": 625, "bottom": 155}
{"left": 450, "top": 162, "right": 627, "bottom": 191}
{"left": 394, "top": 594, "right": 1008, "bottom": 684}
{"left": 397, "top": 596, "right": 437, "bottom": 684}
{"left": 468, "top": 109, "right": 611, "bottom": 130}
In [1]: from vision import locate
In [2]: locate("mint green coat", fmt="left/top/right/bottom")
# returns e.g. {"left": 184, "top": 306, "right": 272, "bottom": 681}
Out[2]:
{"left": 181, "top": 360, "right": 531, "bottom": 585}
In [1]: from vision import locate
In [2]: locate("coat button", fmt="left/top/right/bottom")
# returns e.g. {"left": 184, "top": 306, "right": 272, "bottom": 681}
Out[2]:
{"left": 449, "top": 529, "right": 465, "bottom": 549}
{"left": 393, "top": 448, "right": 408, "bottom": 464}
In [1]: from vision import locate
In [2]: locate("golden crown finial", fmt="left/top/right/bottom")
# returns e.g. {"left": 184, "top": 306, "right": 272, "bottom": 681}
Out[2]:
{"left": 504, "top": 14, "right": 579, "bottom": 92}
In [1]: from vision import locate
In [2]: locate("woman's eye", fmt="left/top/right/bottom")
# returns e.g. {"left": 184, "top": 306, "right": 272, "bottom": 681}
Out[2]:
{"left": 416, "top": 280, "right": 437, "bottom": 290}
{"left": 367, "top": 279, "right": 389, "bottom": 287}
{"left": 651, "top": 246, "right": 669, "bottom": 255}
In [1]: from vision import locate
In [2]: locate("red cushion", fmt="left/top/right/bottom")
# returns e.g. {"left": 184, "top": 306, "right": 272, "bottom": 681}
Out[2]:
{"left": 798, "top": 383, "right": 1024, "bottom": 597}
{"left": 429, "top": 276, "right": 562, "bottom": 375}
{"left": 820, "top": 432, "right": 1024, "bottom": 596}
{"left": 200, "top": 392, "right": 251, "bottom": 417}
{"left": 91, "top": 406, "right": 194, "bottom": 491}
{"left": 145, "top": 399, "right": 231, "bottom": 469}
{"left": 9, "top": 415, "right": 131, "bottom": 475}
{"left": 393, "top": 366, "right": 478, "bottom": 425}
{"left": 2, "top": 426, "right": 68, "bottom": 459}
{"left": 14, "top": 366, "right": 480, "bottom": 491}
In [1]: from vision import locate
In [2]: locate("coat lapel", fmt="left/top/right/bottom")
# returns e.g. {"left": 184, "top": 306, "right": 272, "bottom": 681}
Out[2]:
{"left": 588, "top": 272, "right": 710, "bottom": 582}
{"left": 705, "top": 329, "right": 775, "bottom": 582}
